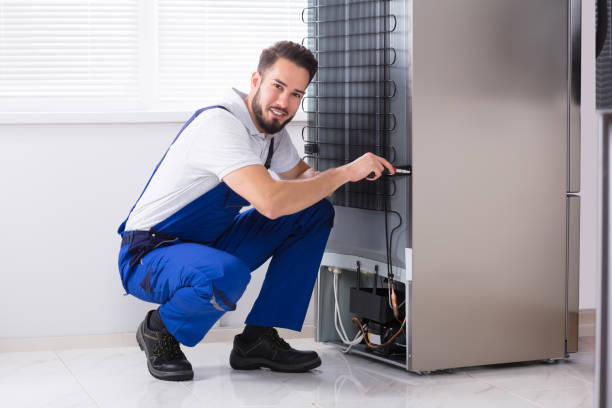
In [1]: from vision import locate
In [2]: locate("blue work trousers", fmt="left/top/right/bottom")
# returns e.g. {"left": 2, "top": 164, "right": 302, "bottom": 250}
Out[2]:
{"left": 118, "top": 199, "right": 334, "bottom": 347}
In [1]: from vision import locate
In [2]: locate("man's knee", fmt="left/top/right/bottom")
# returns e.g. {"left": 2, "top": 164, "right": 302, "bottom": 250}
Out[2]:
{"left": 205, "top": 257, "right": 251, "bottom": 312}
{"left": 313, "top": 198, "right": 335, "bottom": 229}
{"left": 186, "top": 254, "right": 250, "bottom": 296}
{"left": 219, "top": 256, "right": 251, "bottom": 289}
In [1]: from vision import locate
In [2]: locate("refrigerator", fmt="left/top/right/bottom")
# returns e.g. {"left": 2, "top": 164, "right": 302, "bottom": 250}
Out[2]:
{"left": 303, "top": 0, "right": 581, "bottom": 372}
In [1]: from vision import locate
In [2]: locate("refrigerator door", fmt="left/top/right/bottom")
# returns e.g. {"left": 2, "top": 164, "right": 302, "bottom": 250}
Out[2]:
{"left": 411, "top": 0, "right": 570, "bottom": 370}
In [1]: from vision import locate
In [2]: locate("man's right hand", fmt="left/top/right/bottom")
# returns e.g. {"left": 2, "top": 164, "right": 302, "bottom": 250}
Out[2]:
{"left": 343, "top": 152, "right": 395, "bottom": 182}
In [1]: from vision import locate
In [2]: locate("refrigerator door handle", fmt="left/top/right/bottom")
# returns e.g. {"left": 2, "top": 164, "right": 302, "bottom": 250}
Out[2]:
{"left": 568, "top": 0, "right": 581, "bottom": 193}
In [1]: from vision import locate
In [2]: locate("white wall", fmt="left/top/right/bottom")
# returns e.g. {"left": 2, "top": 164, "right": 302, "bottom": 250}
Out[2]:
{"left": 0, "top": 121, "right": 312, "bottom": 339}
{"left": 0, "top": 0, "right": 598, "bottom": 339}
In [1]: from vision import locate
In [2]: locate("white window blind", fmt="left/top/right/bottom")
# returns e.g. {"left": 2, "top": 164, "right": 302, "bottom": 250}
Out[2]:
{"left": 0, "top": 0, "right": 307, "bottom": 113}
{"left": 0, "top": 0, "right": 142, "bottom": 112}
{"left": 157, "top": 1, "right": 307, "bottom": 111}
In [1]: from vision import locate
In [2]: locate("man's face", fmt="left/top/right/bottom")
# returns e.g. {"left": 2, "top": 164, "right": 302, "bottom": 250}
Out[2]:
{"left": 249, "top": 58, "right": 309, "bottom": 134}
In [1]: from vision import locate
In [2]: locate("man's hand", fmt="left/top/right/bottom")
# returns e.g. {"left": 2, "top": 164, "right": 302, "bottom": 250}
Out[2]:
{"left": 278, "top": 160, "right": 314, "bottom": 180}
{"left": 296, "top": 167, "right": 320, "bottom": 180}
{"left": 343, "top": 152, "right": 395, "bottom": 182}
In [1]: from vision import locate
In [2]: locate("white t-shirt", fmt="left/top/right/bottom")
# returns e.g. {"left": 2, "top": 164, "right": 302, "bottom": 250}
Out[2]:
{"left": 124, "top": 88, "right": 301, "bottom": 231}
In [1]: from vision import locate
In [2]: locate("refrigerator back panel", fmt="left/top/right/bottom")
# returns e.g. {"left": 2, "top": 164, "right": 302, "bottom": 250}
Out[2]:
{"left": 303, "top": 0, "right": 410, "bottom": 270}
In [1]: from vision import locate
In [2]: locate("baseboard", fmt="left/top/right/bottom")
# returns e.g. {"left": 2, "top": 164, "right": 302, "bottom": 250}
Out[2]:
{"left": 579, "top": 309, "right": 596, "bottom": 337}
{"left": 0, "top": 325, "right": 315, "bottom": 353}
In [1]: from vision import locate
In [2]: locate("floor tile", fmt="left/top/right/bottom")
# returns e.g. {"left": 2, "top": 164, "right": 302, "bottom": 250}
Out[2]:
{"left": 464, "top": 359, "right": 592, "bottom": 392}
{"left": 185, "top": 369, "right": 315, "bottom": 408}
{"left": 57, "top": 348, "right": 202, "bottom": 408}
{"left": 2, "top": 338, "right": 596, "bottom": 408}
{"left": 306, "top": 381, "right": 542, "bottom": 408}
{"left": 515, "top": 384, "right": 595, "bottom": 408}
{"left": 0, "top": 351, "right": 97, "bottom": 408}
{"left": 561, "top": 352, "right": 596, "bottom": 384}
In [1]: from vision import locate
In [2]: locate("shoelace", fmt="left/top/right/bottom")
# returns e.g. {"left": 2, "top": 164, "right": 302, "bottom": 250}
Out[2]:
{"left": 268, "top": 328, "right": 292, "bottom": 350}
{"left": 153, "top": 331, "right": 183, "bottom": 359}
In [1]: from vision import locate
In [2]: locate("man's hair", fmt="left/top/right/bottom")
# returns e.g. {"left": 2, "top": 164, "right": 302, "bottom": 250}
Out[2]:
{"left": 257, "top": 41, "right": 318, "bottom": 83}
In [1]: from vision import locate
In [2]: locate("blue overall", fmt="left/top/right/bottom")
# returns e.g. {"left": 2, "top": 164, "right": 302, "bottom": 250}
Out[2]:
{"left": 117, "top": 106, "right": 335, "bottom": 347}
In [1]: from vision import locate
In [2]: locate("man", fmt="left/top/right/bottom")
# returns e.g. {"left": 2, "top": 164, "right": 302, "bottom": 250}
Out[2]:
{"left": 117, "top": 41, "right": 394, "bottom": 381}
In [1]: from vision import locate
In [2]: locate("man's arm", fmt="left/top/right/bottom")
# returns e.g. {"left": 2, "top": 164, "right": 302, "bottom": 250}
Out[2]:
{"left": 223, "top": 153, "right": 394, "bottom": 219}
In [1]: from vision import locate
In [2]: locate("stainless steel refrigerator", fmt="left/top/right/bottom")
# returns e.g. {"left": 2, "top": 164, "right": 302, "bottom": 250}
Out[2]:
{"left": 303, "top": 0, "right": 581, "bottom": 372}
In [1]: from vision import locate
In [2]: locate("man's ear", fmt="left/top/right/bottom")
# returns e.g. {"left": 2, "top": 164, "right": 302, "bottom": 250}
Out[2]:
{"left": 250, "top": 71, "right": 262, "bottom": 90}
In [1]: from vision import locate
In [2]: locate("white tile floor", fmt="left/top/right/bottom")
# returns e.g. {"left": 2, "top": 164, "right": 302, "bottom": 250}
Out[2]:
{"left": 0, "top": 337, "right": 595, "bottom": 408}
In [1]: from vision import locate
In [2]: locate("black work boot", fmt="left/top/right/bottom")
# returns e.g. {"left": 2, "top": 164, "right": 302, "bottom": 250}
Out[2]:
{"left": 229, "top": 328, "right": 321, "bottom": 373}
{"left": 136, "top": 310, "right": 193, "bottom": 381}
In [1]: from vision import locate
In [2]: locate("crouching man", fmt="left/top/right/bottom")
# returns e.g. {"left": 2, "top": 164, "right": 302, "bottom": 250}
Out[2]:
{"left": 117, "top": 40, "right": 394, "bottom": 381}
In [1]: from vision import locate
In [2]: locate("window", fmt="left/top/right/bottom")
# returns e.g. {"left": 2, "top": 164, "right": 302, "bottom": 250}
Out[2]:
{"left": 0, "top": 0, "right": 308, "bottom": 113}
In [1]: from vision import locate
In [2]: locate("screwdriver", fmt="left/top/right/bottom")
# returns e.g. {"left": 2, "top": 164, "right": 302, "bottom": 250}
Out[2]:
{"left": 391, "top": 166, "right": 411, "bottom": 175}
{"left": 368, "top": 165, "right": 411, "bottom": 179}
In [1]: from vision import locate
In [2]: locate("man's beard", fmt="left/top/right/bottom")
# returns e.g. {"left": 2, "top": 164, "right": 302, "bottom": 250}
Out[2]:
{"left": 251, "top": 87, "right": 294, "bottom": 134}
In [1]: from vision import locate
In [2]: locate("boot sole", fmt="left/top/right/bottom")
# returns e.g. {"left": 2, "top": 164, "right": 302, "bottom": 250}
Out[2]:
{"left": 136, "top": 326, "right": 194, "bottom": 381}
{"left": 229, "top": 351, "right": 321, "bottom": 373}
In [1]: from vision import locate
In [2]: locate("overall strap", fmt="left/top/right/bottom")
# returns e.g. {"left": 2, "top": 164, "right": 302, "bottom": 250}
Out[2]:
{"left": 118, "top": 105, "right": 229, "bottom": 234}
{"left": 264, "top": 137, "right": 274, "bottom": 169}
